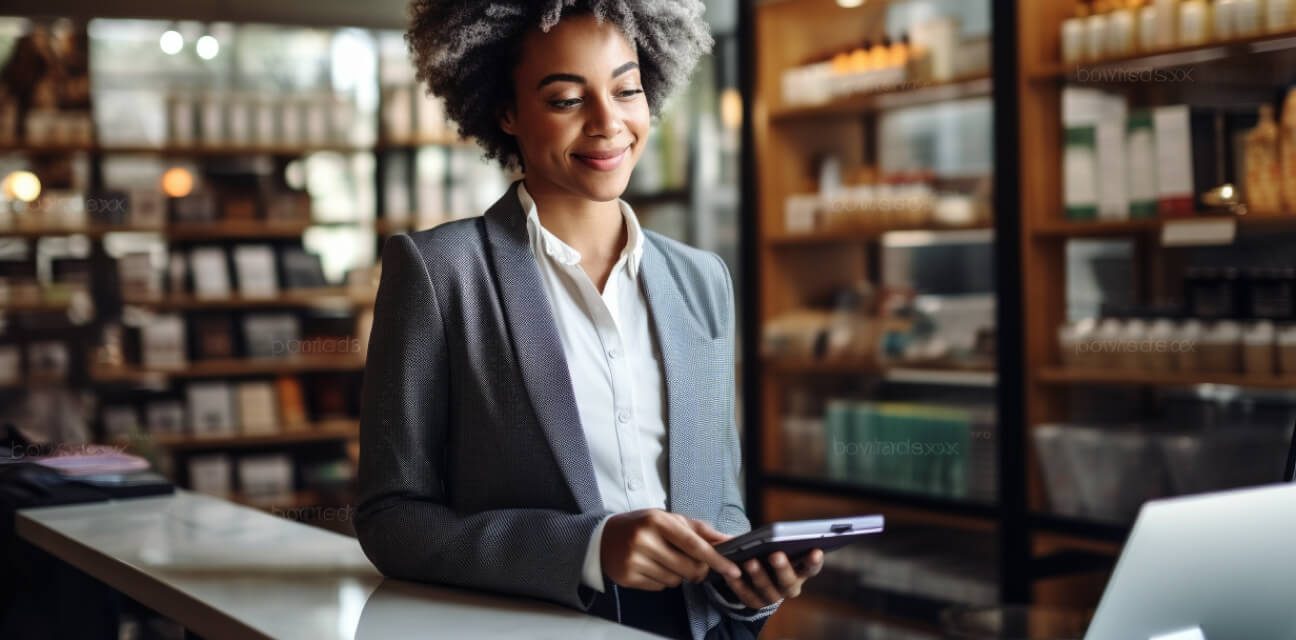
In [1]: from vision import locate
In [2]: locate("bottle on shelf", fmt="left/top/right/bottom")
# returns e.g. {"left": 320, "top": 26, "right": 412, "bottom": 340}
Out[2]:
{"left": 1264, "top": 0, "right": 1292, "bottom": 31}
{"left": 1063, "top": 2, "right": 1089, "bottom": 63}
{"left": 1154, "top": 0, "right": 1181, "bottom": 48}
{"left": 1244, "top": 104, "right": 1283, "bottom": 215}
{"left": 1108, "top": 0, "right": 1139, "bottom": 56}
{"left": 1282, "top": 88, "right": 1296, "bottom": 212}
{"left": 888, "top": 33, "right": 911, "bottom": 68}
{"left": 1233, "top": 0, "right": 1264, "bottom": 35}
{"left": 850, "top": 41, "right": 871, "bottom": 72}
{"left": 869, "top": 37, "right": 891, "bottom": 70}
{"left": 1216, "top": 0, "right": 1239, "bottom": 39}
{"left": 1178, "top": 0, "right": 1213, "bottom": 45}
{"left": 1138, "top": 0, "right": 1162, "bottom": 50}
{"left": 1087, "top": 0, "right": 1112, "bottom": 61}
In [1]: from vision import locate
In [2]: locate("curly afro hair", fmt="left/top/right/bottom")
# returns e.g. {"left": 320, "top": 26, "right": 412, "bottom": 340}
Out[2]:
{"left": 406, "top": 0, "right": 713, "bottom": 169}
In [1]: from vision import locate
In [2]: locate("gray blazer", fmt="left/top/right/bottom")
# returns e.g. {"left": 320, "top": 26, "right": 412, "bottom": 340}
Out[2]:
{"left": 355, "top": 181, "right": 777, "bottom": 640}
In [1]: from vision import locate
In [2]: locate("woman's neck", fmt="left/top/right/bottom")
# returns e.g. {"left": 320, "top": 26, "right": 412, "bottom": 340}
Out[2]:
{"left": 523, "top": 178, "right": 627, "bottom": 266}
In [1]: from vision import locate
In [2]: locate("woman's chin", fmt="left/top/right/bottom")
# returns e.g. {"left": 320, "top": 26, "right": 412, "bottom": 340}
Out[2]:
{"left": 572, "top": 172, "right": 633, "bottom": 202}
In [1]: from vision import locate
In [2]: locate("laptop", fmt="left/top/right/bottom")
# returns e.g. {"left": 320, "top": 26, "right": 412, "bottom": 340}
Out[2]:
{"left": 1084, "top": 483, "right": 1296, "bottom": 639}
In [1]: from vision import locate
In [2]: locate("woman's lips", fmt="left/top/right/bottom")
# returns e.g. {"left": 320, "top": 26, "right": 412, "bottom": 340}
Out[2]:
{"left": 573, "top": 146, "right": 629, "bottom": 172}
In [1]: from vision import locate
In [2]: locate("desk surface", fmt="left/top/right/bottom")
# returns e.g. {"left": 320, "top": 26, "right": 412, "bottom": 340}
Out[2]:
{"left": 16, "top": 491, "right": 657, "bottom": 640}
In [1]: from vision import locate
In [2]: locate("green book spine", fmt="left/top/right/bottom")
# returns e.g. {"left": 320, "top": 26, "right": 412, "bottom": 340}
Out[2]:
{"left": 824, "top": 400, "right": 851, "bottom": 481}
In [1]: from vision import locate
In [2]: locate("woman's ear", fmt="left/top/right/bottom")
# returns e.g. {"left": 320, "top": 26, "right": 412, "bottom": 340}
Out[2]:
{"left": 499, "top": 107, "right": 517, "bottom": 136}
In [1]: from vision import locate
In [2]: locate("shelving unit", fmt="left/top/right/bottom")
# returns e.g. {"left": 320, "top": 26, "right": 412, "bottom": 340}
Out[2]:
{"left": 90, "top": 355, "right": 366, "bottom": 384}
{"left": 0, "top": 22, "right": 492, "bottom": 527}
{"left": 122, "top": 419, "right": 359, "bottom": 451}
{"left": 122, "top": 286, "right": 376, "bottom": 311}
{"left": 747, "top": 0, "right": 1002, "bottom": 628}
{"left": 1015, "top": 0, "right": 1296, "bottom": 610}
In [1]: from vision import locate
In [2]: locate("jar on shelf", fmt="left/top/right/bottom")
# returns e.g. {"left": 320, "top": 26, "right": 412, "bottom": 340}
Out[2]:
{"left": 1175, "top": 319, "right": 1207, "bottom": 372}
{"left": 1243, "top": 320, "right": 1278, "bottom": 376}
{"left": 1278, "top": 324, "right": 1296, "bottom": 374}
{"left": 1200, "top": 320, "right": 1244, "bottom": 373}
{"left": 1119, "top": 317, "right": 1150, "bottom": 370}
{"left": 1146, "top": 317, "right": 1178, "bottom": 371}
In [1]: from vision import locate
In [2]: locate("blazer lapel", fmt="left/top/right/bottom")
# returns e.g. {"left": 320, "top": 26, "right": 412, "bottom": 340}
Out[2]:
{"left": 482, "top": 182, "right": 603, "bottom": 514}
{"left": 638, "top": 237, "right": 713, "bottom": 521}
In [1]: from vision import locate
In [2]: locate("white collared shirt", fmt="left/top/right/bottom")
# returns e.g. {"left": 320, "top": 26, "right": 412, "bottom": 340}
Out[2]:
{"left": 518, "top": 182, "right": 669, "bottom": 593}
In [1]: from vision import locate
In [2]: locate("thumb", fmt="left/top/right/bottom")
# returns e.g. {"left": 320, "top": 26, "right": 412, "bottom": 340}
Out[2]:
{"left": 689, "top": 518, "right": 732, "bottom": 543}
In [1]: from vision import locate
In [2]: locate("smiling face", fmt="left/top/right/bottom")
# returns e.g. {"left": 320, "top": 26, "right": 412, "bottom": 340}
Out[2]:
{"left": 499, "top": 13, "right": 650, "bottom": 203}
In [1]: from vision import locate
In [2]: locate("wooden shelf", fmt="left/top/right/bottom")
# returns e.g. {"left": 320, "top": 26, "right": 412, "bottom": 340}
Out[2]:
{"left": 167, "top": 220, "right": 313, "bottom": 240}
{"left": 0, "top": 219, "right": 393, "bottom": 240}
{"left": 376, "top": 136, "right": 476, "bottom": 150}
{"left": 764, "top": 357, "right": 880, "bottom": 375}
{"left": 1030, "top": 29, "right": 1296, "bottom": 80}
{"left": 765, "top": 473, "right": 1000, "bottom": 522}
{"left": 884, "top": 367, "right": 997, "bottom": 387}
{"left": 91, "top": 355, "right": 365, "bottom": 383}
{"left": 0, "top": 224, "right": 165, "bottom": 238}
{"left": 123, "top": 287, "right": 375, "bottom": 310}
{"left": 0, "top": 143, "right": 372, "bottom": 156}
{"left": 764, "top": 358, "right": 995, "bottom": 386}
{"left": 0, "top": 297, "right": 81, "bottom": 313}
{"left": 768, "top": 222, "right": 993, "bottom": 247}
{"left": 1032, "top": 215, "right": 1296, "bottom": 238}
{"left": 126, "top": 420, "right": 359, "bottom": 451}
{"left": 770, "top": 75, "right": 993, "bottom": 121}
{"left": 1036, "top": 366, "right": 1296, "bottom": 390}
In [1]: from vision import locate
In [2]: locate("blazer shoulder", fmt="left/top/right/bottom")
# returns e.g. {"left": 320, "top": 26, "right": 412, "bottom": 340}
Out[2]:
{"left": 401, "top": 217, "right": 489, "bottom": 271}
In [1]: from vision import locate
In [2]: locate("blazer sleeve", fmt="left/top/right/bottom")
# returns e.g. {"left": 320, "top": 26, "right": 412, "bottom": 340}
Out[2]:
{"left": 354, "top": 233, "right": 609, "bottom": 611}
{"left": 704, "top": 253, "right": 782, "bottom": 623}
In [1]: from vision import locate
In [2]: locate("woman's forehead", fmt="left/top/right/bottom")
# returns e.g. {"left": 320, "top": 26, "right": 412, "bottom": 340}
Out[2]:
{"left": 515, "top": 14, "right": 639, "bottom": 79}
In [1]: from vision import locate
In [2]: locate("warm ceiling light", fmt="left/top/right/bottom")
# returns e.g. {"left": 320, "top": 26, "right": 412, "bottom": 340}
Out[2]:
{"left": 196, "top": 35, "right": 219, "bottom": 60}
{"left": 160, "top": 29, "right": 183, "bottom": 55}
{"left": 161, "top": 167, "right": 194, "bottom": 198}
{"left": 837, "top": 0, "right": 866, "bottom": 7}
{"left": 3, "top": 171, "right": 41, "bottom": 202}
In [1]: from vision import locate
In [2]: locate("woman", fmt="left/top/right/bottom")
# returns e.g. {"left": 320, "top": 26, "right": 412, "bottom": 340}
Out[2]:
{"left": 355, "top": 3, "right": 823, "bottom": 639}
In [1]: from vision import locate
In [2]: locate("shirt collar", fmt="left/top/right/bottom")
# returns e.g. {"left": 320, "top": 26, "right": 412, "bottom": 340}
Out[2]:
{"left": 518, "top": 181, "right": 644, "bottom": 278}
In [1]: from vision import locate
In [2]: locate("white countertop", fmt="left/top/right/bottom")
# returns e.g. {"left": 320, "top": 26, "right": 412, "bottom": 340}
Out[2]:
{"left": 16, "top": 491, "right": 658, "bottom": 640}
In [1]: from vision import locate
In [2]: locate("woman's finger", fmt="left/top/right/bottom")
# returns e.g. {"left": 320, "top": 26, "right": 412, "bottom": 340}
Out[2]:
{"left": 723, "top": 572, "right": 769, "bottom": 610}
{"left": 630, "top": 555, "right": 682, "bottom": 590}
{"left": 744, "top": 558, "right": 783, "bottom": 604}
{"left": 767, "top": 552, "right": 802, "bottom": 597}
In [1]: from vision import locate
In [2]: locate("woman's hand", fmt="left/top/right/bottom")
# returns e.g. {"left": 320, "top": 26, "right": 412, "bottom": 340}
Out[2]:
{"left": 601, "top": 509, "right": 743, "bottom": 590}
{"left": 721, "top": 549, "right": 824, "bottom": 609}
{"left": 689, "top": 520, "right": 826, "bottom": 610}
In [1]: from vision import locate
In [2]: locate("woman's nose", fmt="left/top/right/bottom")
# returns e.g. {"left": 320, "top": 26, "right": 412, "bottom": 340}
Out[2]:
{"left": 583, "top": 95, "right": 623, "bottom": 138}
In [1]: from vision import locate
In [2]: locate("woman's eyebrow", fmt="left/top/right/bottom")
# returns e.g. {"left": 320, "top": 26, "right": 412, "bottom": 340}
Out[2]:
{"left": 536, "top": 62, "right": 640, "bottom": 89}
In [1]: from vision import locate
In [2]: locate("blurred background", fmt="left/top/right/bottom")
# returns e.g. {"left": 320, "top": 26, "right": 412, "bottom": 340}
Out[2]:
{"left": 3, "top": 0, "right": 1296, "bottom": 638}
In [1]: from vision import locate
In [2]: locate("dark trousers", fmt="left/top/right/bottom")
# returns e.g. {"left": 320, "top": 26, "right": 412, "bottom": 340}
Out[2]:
{"left": 588, "top": 584, "right": 765, "bottom": 639}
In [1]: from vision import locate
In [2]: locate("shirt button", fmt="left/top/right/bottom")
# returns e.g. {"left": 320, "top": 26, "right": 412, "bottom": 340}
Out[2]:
{"left": 627, "top": 478, "right": 641, "bottom": 490}
{"left": 607, "top": 348, "right": 619, "bottom": 359}
{"left": 617, "top": 409, "right": 631, "bottom": 423}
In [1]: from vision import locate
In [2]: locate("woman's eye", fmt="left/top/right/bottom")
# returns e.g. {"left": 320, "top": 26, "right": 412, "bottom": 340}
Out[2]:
{"left": 550, "top": 98, "right": 582, "bottom": 109}
{"left": 618, "top": 89, "right": 644, "bottom": 99}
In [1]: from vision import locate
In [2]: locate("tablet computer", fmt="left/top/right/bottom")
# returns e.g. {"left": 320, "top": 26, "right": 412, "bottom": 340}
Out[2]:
{"left": 713, "top": 514, "right": 885, "bottom": 568}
